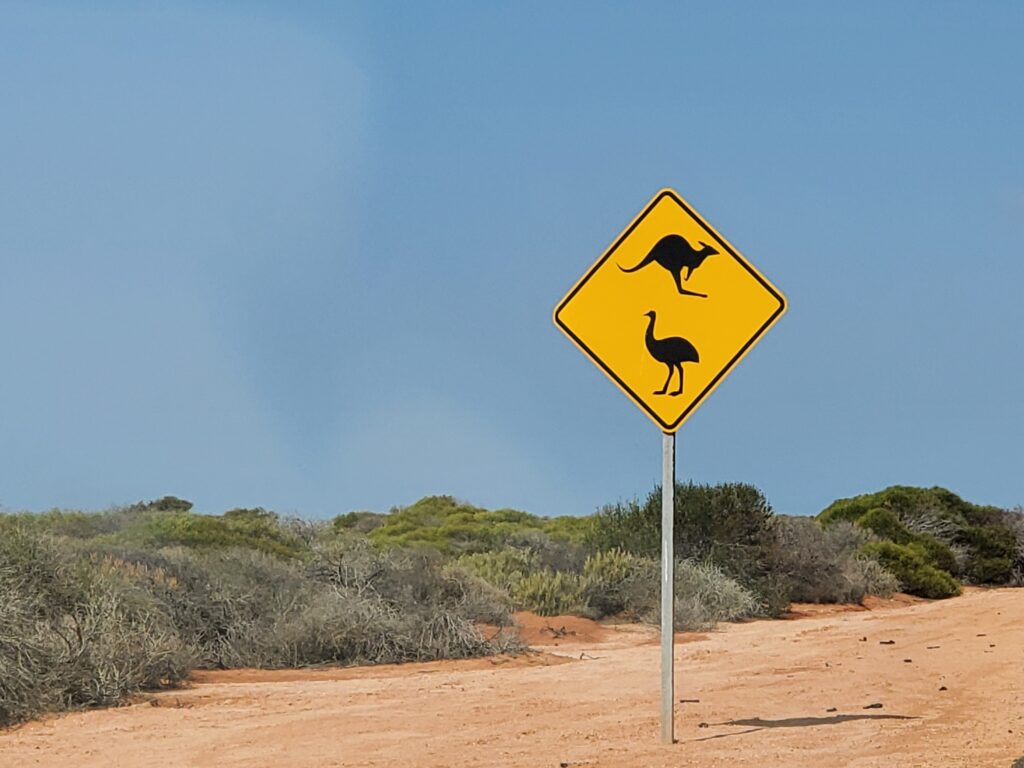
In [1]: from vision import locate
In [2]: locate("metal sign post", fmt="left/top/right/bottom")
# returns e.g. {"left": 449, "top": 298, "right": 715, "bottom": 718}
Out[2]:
{"left": 661, "top": 431, "right": 675, "bottom": 744}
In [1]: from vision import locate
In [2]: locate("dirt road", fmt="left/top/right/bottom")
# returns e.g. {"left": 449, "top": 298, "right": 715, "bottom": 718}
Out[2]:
{"left": 2, "top": 588, "right": 1022, "bottom": 767}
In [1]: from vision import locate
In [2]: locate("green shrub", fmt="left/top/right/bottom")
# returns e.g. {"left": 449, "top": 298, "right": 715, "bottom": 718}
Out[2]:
{"left": 857, "top": 508, "right": 912, "bottom": 544}
{"left": 916, "top": 535, "right": 959, "bottom": 575}
{"left": 968, "top": 557, "right": 1013, "bottom": 585}
{"left": 583, "top": 548, "right": 643, "bottom": 584}
{"left": 542, "top": 514, "right": 595, "bottom": 544}
{"left": 964, "top": 524, "right": 1017, "bottom": 559}
{"left": 1002, "top": 508, "right": 1024, "bottom": 585}
{"left": 126, "top": 510, "right": 306, "bottom": 558}
{"left": 815, "top": 495, "right": 871, "bottom": 525}
{"left": 332, "top": 511, "right": 386, "bottom": 534}
{"left": 367, "top": 496, "right": 548, "bottom": 554}
{"left": 821, "top": 486, "right": 1020, "bottom": 587}
{"left": 512, "top": 570, "right": 590, "bottom": 617}
{"left": 5, "top": 503, "right": 309, "bottom": 559}
{"left": 457, "top": 548, "right": 540, "bottom": 593}
{"left": 821, "top": 486, "right": 993, "bottom": 529}
{"left": 852, "top": 509, "right": 957, "bottom": 576}
{"left": 582, "top": 548, "right": 649, "bottom": 616}
{"left": 862, "top": 541, "right": 961, "bottom": 599}
{"left": 588, "top": 482, "right": 778, "bottom": 609}
{"left": 144, "top": 496, "right": 193, "bottom": 513}
{"left": 590, "top": 482, "right": 774, "bottom": 561}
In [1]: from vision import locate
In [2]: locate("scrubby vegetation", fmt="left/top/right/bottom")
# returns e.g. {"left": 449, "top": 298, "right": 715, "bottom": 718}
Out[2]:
{"left": 769, "top": 517, "right": 900, "bottom": 604}
{"left": 2, "top": 484, "right": 1020, "bottom": 728}
{"left": 354, "top": 495, "right": 591, "bottom": 554}
{"left": 585, "top": 483, "right": 897, "bottom": 615}
{"left": 0, "top": 526, "right": 191, "bottom": 727}
{"left": 819, "top": 486, "right": 1024, "bottom": 597}
{"left": 0, "top": 504, "right": 516, "bottom": 728}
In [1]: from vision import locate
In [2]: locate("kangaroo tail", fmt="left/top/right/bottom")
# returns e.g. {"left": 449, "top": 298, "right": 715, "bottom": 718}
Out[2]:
{"left": 618, "top": 256, "right": 651, "bottom": 272}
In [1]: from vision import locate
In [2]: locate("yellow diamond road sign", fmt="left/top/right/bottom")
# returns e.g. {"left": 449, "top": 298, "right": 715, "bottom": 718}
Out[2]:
{"left": 554, "top": 188, "right": 786, "bottom": 433}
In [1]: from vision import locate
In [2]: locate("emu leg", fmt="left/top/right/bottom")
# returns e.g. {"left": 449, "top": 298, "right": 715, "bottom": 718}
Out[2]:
{"left": 655, "top": 365, "right": 673, "bottom": 395}
{"left": 671, "top": 365, "right": 684, "bottom": 396}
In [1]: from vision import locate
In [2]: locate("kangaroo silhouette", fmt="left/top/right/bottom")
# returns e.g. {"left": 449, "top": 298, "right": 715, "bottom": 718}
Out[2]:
{"left": 643, "top": 310, "right": 699, "bottom": 396}
{"left": 619, "top": 234, "right": 718, "bottom": 298}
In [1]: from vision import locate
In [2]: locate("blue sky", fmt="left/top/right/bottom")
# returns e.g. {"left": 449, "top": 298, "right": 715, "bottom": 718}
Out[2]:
{"left": 2, "top": 2, "right": 1022, "bottom": 518}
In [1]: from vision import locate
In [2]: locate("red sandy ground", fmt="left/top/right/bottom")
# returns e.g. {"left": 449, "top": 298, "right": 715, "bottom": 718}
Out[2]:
{"left": 1, "top": 587, "right": 1022, "bottom": 767}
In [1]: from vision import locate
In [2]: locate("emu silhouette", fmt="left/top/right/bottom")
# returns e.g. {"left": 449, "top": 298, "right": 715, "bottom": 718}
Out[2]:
{"left": 619, "top": 234, "right": 718, "bottom": 298}
{"left": 643, "top": 311, "right": 699, "bottom": 396}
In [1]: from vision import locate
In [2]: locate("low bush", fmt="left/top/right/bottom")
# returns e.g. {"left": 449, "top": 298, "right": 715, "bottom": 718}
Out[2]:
{"left": 611, "top": 558, "right": 761, "bottom": 630}
{"left": 960, "top": 526, "right": 1016, "bottom": 584}
{"left": 1002, "top": 508, "right": 1024, "bottom": 585}
{"left": 502, "top": 528, "right": 587, "bottom": 573}
{"left": 123, "top": 508, "right": 306, "bottom": 558}
{"left": 581, "top": 548, "right": 648, "bottom": 616}
{"left": 542, "top": 514, "right": 595, "bottom": 544}
{"left": 0, "top": 528, "right": 192, "bottom": 728}
{"left": 457, "top": 548, "right": 540, "bottom": 593}
{"left": 843, "top": 555, "right": 900, "bottom": 599}
{"left": 332, "top": 510, "right": 387, "bottom": 534}
{"left": 7, "top": 501, "right": 309, "bottom": 559}
{"left": 916, "top": 535, "right": 959, "bottom": 575}
{"left": 588, "top": 482, "right": 780, "bottom": 612}
{"left": 770, "top": 517, "right": 870, "bottom": 603}
{"left": 589, "top": 483, "right": 774, "bottom": 562}
{"left": 512, "top": 570, "right": 590, "bottom": 617}
{"left": 460, "top": 543, "right": 760, "bottom": 630}
{"left": 968, "top": 557, "right": 1013, "bottom": 585}
{"left": 308, "top": 539, "right": 515, "bottom": 657}
{"left": 673, "top": 560, "right": 761, "bottom": 629}
{"left": 862, "top": 541, "right": 961, "bottom": 599}
{"left": 857, "top": 508, "right": 913, "bottom": 544}
{"left": 0, "top": 525, "right": 519, "bottom": 728}
{"left": 820, "top": 486, "right": 1018, "bottom": 587}
{"left": 366, "top": 496, "right": 546, "bottom": 554}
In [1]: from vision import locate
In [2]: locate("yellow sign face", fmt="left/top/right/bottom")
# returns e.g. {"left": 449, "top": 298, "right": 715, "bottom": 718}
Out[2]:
{"left": 554, "top": 188, "right": 786, "bottom": 433}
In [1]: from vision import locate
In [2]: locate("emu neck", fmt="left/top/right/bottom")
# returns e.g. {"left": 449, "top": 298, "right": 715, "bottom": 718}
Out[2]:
{"left": 645, "top": 315, "right": 657, "bottom": 344}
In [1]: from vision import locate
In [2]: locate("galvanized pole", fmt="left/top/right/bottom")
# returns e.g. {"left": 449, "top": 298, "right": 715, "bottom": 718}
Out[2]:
{"left": 660, "top": 431, "right": 675, "bottom": 744}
